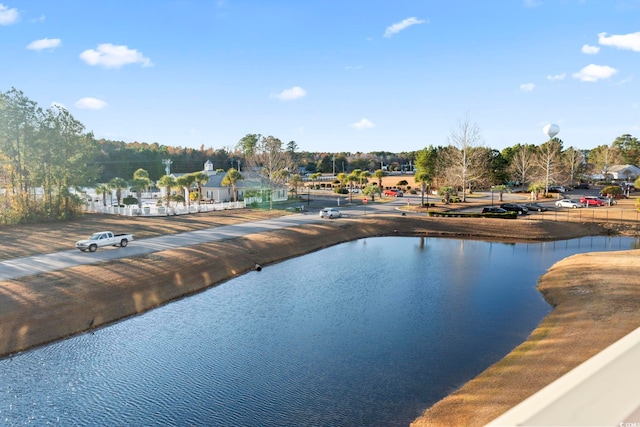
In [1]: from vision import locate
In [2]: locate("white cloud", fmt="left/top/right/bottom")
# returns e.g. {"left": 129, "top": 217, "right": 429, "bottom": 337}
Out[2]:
{"left": 79, "top": 43, "right": 152, "bottom": 68}
{"left": 547, "top": 73, "right": 566, "bottom": 80}
{"left": 0, "top": 3, "right": 18, "bottom": 25}
{"left": 27, "top": 38, "right": 61, "bottom": 51}
{"left": 598, "top": 31, "right": 640, "bottom": 52}
{"left": 581, "top": 44, "right": 600, "bottom": 54}
{"left": 272, "top": 86, "right": 306, "bottom": 101}
{"left": 572, "top": 64, "right": 617, "bottom": 82}
{"left": 519, "top": 83, "right": 535, "bottom": 92}
{"left": 351, "top": 118, "right": 375, "bottom": 130}
{"left": 75, "top": 97, "right": 107, "bottom": 110}
{"left": 383, "top": 17, "right": 426, "bottom": 38}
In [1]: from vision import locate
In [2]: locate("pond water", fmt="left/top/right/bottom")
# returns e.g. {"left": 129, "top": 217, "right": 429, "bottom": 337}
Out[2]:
{"left": 0, "top": 235, "right": 637, "bottom": 426}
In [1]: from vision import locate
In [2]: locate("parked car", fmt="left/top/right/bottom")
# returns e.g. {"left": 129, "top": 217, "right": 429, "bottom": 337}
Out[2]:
{"left": 499, "top": 203, "right": 528, "bottom": 215}
{"left": 548, "top": 185, "right": 569, "bottom": 193}
{"left": 596, "top": 196, "right": 616, "bottom": 206}
{"left": 523, "top": 202, "right": 548, "bottom": 212}
{"left": 574, "top": 183, "right": 590, "bottom": 189}
{"left": 383, "top": 189, "right": 403, "bottom": 197}
{"left": 319, "top": 207, "right": 342, "bottom": 219}
{"left": 600, "top": 192, "right": 628, "bottom": 200}
{"left": 555, "top": 199, "right": 582, "bottom": 209}
{"left": 482, "top": 207, "right": 508, "bottom": 214}
{"left": 580, "top": 196, "right": 605, "bottom": 207}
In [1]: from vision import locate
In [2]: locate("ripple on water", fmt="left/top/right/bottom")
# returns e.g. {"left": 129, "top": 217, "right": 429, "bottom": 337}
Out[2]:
{"left": 0, "top": 236, "right": 637, "bottom": 426}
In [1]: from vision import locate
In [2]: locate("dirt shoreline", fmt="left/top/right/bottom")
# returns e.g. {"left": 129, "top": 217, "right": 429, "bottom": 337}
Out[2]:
{"left": 1, "top": 210, "right": 638, "bottom": 425}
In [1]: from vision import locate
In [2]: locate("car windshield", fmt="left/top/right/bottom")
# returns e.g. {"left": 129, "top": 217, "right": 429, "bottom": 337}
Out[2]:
{"left": 89, "top": 233, "right": 101, "bottom": 240}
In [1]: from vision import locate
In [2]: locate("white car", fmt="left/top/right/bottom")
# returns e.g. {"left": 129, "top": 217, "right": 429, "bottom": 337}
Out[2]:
{"left": 319, "top": 207, "right": 342, "bottom": 219}
{"left": 555, "top": 199, "right": 582, "bottom": 209}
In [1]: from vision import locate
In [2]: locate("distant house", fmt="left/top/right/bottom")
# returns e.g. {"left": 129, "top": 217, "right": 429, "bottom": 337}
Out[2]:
{"left": 171, "top": 160, "right": 288, "bottom": 203}
{"left": 589, "top": 164, "right": 640, "bottom": 182}
{"left": 607, "top": 164, "right": 640, "bottom": 181}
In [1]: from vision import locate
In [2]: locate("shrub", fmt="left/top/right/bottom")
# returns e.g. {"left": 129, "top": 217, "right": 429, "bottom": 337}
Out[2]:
{"left": 601, "top": 185, "right": 622, "bottom": 196}
{"left": 123, "top": 196, "right": 138, "bottom": 206}
{"left": 442, "top": 196, "right": 461, "bottom": 203}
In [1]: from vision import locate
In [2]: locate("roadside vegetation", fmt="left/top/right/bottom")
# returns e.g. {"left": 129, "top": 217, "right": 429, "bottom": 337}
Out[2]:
{"left": 2, "top": 87, "right": 640, "bottom": 226}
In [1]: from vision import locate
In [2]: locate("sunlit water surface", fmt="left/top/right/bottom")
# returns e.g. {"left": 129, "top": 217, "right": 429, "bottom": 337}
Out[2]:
{"left": 0, "top": 235, "right": 636, "bottom": 426}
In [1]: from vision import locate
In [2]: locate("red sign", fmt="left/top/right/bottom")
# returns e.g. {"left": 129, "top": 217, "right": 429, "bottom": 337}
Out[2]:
{"left": 363, "top": 197, "right": 368, "bottom": 204}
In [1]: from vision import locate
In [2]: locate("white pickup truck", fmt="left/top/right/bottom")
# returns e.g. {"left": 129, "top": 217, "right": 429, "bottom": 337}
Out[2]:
{"left": 75, "top": 231, "right": 134, "bottom": 252}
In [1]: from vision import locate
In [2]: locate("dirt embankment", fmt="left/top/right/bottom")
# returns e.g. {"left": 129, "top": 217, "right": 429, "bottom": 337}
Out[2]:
{"left": 0, "top": 213, "right": 604, "bottom": 359}
{"left": 411, "top": 247, "right": 640, "bottom": 426}
{"left": 1, "top": 209, "right": 638, "bottom": 426}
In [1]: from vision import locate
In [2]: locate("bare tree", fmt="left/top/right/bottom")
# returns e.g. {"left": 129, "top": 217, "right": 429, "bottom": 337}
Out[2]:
{"left": 535, "top": 139, "right": 562, "bottom": 196}
{"left": 509, "top": 144, "right": 535, "bottom": 189}
{"left": 249, "top": 135, "right": 289, "bottom": 184}
{"left": 563, "top": 147, "right": 585, "bottom": 186}
{"left": 588, "top": 144, "right": 621, "bottom": 182}
{"left": 445, "top": 113, "right": 485, "bottom": 202}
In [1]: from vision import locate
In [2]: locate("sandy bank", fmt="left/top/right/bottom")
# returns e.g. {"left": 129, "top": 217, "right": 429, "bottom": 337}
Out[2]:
{"left": 411, "top": 244, "right": 640, "bottom": 426}
{"left": 0, "top": 212, "right": 634, "bottom": 426}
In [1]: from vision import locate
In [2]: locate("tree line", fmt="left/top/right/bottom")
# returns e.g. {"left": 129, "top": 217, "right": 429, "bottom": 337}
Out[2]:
{"left": 2, "top": 87, "right": 639, "bottom": 225}
{"left": 411, "top": 115, "right": 640, "bottom": 205}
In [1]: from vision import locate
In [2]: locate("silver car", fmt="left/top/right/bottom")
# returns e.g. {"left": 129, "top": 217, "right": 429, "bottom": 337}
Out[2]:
{"left": 555, "top": 199, "right": 582, "bottom": 209}
{"left": 319, "top": 207, "right": 342, "bottom": 219}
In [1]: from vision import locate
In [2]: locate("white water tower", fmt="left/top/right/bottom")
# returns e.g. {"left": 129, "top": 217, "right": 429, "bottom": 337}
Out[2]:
{"left": 543, "top": 123, "right": 560, "bottom": 140}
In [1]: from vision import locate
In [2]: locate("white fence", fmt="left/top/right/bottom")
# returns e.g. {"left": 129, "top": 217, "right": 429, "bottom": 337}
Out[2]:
{"left": 84, "top": 201, "right": 247, "bottom": 217}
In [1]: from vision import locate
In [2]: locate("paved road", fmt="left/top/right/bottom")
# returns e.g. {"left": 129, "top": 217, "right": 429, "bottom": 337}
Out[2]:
{"left": 0, "top": 191, "right": 507, "bottom": 281}
{"left": 0, "top": 213, "right": 332, "bottom": 281}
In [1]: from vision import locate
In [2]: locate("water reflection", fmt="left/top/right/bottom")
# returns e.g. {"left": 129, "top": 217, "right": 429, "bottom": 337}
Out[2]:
{"left": 0, "top": 236, "right": 637, "bottom": 427}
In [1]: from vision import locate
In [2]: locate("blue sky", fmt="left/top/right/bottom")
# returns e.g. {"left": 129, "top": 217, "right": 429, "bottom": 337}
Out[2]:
{"left": 2, "top": 1, "right": 640, "bottom": 153}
